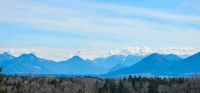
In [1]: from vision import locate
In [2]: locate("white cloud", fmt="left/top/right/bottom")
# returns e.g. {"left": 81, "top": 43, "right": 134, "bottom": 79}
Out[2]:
{"left": 107, "top": 46, "right": 199, "bottom": 56}
{"left": 0, "top": 0, "right": 200, "bottom": 58}
{"left": 157, "top": 47, "right": 198, "bottom": 55}
{"left": 83, "top": 0, "right": 200, "bottom": 23}
{"left": 0, "top": 0, "right": 200, "bottom": 42}
{"left": 0, "top": 0, "right": 200, "bottom": 34}
{"left": 113, "top": 46, "right": 154, "bottom": 55}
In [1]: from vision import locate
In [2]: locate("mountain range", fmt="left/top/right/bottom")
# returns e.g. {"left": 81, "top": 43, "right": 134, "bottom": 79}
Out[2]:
{"left": 0, "top": 53, "right": 106, "bottom": 75}
{"left": 108, "top": 52, "right": 200, "bottom": 76}
{"left": 0, "top": 52, "right": 200, "bottom": 77}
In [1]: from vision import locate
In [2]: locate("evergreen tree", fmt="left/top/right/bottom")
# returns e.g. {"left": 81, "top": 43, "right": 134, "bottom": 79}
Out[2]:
{"left": 0, "top": 67, "right": 5, "bottom": 93}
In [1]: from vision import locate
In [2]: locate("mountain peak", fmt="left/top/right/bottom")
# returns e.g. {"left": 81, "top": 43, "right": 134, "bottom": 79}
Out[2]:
{"left": 0, "top": 52, "right": 15, "bottom": 61}
{"left": 22, "top": 53, "right": 36, "bottom": 56}
{"left": 71, "top": 55, "right": 82, "bottom": 59}
{"left": 138, "top": 53, "right": 168, "bottom": 65}
{"left": 67, "top": 55, "right": 84, "bottom": 62}
{"left": 18, "top": 53, "right": 38, "bottom": 59}
{"left": 147, "top": 53, "right": 162, "bottom": 58}
{"left": 165, "top": 54, "right": 177, "bottom": 56}
{"left": 2, "top": 52, "right": 10, "bottom": 55}
{"left": 1, "top": 52, "right": 14, "bottom": 57}
{"left": 144, "top": 53, "right": 181, "bottom": 64}
{"left": 163, "top": 54, "right": 181, "bottom": 59}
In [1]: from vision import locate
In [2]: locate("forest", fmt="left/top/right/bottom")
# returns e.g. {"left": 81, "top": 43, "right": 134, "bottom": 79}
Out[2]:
{"left": 0, "top": 74, "right": 200, "bottom": 93}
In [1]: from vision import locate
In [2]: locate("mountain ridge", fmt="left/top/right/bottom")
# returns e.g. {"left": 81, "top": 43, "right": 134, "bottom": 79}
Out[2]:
{"left": 108, "top": 52, "right": 200, "bottom": 76}
{"left": 0, "top": 52, "right": 199, "bottom": 77}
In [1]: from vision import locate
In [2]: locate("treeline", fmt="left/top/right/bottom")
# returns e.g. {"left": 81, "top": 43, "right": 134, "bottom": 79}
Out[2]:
{"left": 0, "top": 75, "right": 200, "bottom": 93}
{"left": 99, "top": 76, "right": 200, "bottom": 93}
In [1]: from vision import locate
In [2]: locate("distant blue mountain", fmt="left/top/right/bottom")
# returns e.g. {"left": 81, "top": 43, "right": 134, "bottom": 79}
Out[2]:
{"left": 124, "top": 55, "right": 145, "bottom": 65}
{"left": 183, "top": 52, "right": 200, "bottom": 73}
{"left": 108, "top": 53, "right": 182, "bottom": 76}
{"left": 1, "top": 54, "right": 106, "bottom": 75}
{"left": 168, "top": 52, "right": 200, "bottom": 75}
{"left": 0, "top": 52, "right": 15, "bottom": 67}
{"left": 94, "top": 55, "right": 144, "bottom": 70}
{"left": 0, "top": 53, "right": 144, "bottom": 75}
{"left": 108, "top": 63, "right": 127, "bottom": 73}
{"left": 94, "top": 55, "right": 125, "bottom": 69}
{"left": 56, "top": 56, "right": 107, "bottom": 75}
{"left": 2, "top": 53, "right": 56, "bottom": 74}
{"left": 1, "top": 52, "right": 200, "bottom": 77}
{"left": 0, "top": 52, "right": 15, "bottom": 62}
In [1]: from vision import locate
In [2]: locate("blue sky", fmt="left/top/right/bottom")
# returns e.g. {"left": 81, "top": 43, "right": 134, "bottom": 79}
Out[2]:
{"left": 0, "top": 0, "right": 200, "bottom": 60}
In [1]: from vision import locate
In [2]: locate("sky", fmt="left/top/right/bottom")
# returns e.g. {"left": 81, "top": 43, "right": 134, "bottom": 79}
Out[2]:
{"left": 0, "top": 0, "right": 200, "bottom": 60}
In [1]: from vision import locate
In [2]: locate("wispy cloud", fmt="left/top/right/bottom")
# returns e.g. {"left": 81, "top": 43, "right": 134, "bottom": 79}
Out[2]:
{"left": 85, "top": 1, "right": 200, "bottom": 23}
{"left": 0, "top": 0, "right": 200, "bottom": 59}
{"left": 1, "top": 0, "right": 200, "bottom": 32}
